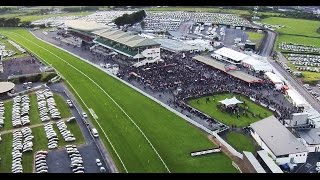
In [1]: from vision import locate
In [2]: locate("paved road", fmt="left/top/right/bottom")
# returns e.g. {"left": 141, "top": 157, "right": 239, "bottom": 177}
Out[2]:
{"left": 293, "top": 152, "right": 320, "bottom": 173}
{"left": 46, "top": 83, "right": 112, "bottom": 173}
{"left": 274, "top": 53, "right": 320, "bottom": 112}
{"left": 258, "top": 30, "right": 320, "bottom": 112}
{"left": 258, "top": 30, "right": 276, "bottom": 57}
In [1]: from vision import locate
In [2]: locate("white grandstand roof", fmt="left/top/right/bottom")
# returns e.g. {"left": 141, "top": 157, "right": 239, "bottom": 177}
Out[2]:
{"left": 243, "top": 151, "right": 266, "bottom": 173}
{"left": 242, "top": 57, "right": 273, "bottom": 72}
{"left": 251, "top": 116, "right": 308, "bottom": 156}
{"left": 286, "top": 89, "right": 308, "bottom": 107}
{"left": 257, "top": 150, "right": 283, "bottom": 173}
{"left": 65, "top": 20, "right": 110, "bottom": 32}
{"left": 265, "top": 72, "right": 283, "bottom": 84}
{"left": 153, "top": 38, "right": 198, "bottom": 52}
{"left": 214, "top": 47, "right": 249, "bottom": 62}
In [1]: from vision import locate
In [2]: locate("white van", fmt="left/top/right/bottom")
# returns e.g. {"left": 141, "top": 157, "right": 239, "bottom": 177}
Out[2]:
{"left": 91, "top": 128, "right": 99, "bottom": 138}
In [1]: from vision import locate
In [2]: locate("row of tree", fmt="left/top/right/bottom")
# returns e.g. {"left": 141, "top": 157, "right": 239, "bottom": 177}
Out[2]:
{"left": 0, "top": 7, "right": 16, "bottom": 14}
{"left": 113, "top": 10, "right": 146, "bottom": 27}
{"left": 0, "top": 18, "right": 21, "bottom": 27}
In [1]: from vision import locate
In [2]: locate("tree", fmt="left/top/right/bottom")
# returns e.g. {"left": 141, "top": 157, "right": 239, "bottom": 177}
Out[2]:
{"left": 141, "top": 21, "right": 146, "bottom": 29}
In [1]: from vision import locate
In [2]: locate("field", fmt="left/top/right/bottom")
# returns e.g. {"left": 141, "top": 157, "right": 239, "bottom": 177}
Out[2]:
{"left": 0, "top": 133, "right": 12, "bottom": 173}
{"left": 0, "top": 28, "right": 238, "bottom": 173}
{"left": 261, "top": 17, "right": 320, "bottom": 37}
{"left": 284, "top": 57, "right": 320, "bottom": 83}
{"left": 187, "top": 93, "right": 273, "bottom": 127}
{"left": 276, "top": 35, "right": 320, "bottom": 49}
{"left": 0, "top": 12, "right": 92, "bottom": 22}
{"left": 0, "top": 39, "right": 28, "bottom": 60}
{"left": 246, "top": 31, "right": 264, "bottom": 49}
{"left": 246, "top": 31, "right": 264, "bottom": 42}
{"left": 225, "top": 131, "right": 257, "bottom": 153}
{"left": 19, "top": 12, "right": 93, "bottom": 22}
{"left": 0, "top": 91, "right": 85, "bottom": 172}
{"left": 53, "top": 94, "right": 72, "bottom": 118}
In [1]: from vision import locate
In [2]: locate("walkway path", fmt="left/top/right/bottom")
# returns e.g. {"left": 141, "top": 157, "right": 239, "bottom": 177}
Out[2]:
{"left": 0, "top": 118, "right": 68, "bottom": 135}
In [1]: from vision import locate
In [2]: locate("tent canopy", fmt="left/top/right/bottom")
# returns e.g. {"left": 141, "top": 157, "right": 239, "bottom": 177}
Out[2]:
{"left": 219, "top": 97, "right": 243, "bottom": 107}
{"left": 133, "top": 53, "right": 145, "bottom": 59}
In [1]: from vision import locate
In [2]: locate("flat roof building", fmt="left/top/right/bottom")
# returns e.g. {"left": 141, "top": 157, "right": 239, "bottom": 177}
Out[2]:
{"left": 193, "top": 55, "right": 262, "bottom": 83}
{"left": 250, "top": 116, "right": 308, "bottom": 165}
{"left": 213, "top": 47, "right": 249, "bottom": 65}
{"left": 297, "top": 127, "right": 320, "bottom": 152}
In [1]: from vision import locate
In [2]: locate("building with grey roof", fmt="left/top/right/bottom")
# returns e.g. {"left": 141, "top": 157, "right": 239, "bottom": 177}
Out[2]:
{"left": 250, "top": 116, "right": 308, "bottom": 165}
{"left": 297, "top": 127, "right": 320, "bottom": 152}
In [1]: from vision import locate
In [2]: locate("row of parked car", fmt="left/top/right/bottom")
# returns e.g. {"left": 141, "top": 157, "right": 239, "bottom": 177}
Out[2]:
{"left": 44, "top": 122, "right": 58, "bottom": 149}
{"left": 12, "top": 95, "right": 30, "bottom": 127}
{"left": 36, "top": 89, "right": 61, "bottom": 122}
{"left": 12, "top": 127, "right": 34, "bottom": 173}
{"left": 56, "top": 120, "right": 76, "bottom": 142}
{"left": 35, "top": 151, "right": 49, "bottom": 173}
{"left": 66, "top": 145, "right": 85, "bottom": 173}
{"left": 0, "top": 101, "right": 4, "bottom": 128}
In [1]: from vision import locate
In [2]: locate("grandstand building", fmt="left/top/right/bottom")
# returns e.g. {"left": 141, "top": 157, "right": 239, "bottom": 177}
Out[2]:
{"left": 65, "top": 20, "right": 161, "bottom": 65}
{"left": 65, "top": 20, "right": 109, "bottom": 47}
{"left": 92, "top": 28, "right": 161, "bottom": 64}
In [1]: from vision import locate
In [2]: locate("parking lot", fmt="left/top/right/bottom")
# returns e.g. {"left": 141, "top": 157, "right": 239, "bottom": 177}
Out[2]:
{"left": 0, "top": 83, "right": 111, "bottom": 173}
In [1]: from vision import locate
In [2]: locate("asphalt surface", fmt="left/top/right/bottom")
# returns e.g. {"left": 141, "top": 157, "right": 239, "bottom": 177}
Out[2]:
{"left": 272, "top": 53, "right": 320, "bottom": 112}
{"left": 293, "top": 152, "right": 320, "bottom": 173}
{"left": 258, "top": 30, "right": 320, "bottom": 112}
{"left": 45, "top": 83, "right": 111, "bottom": 173}
{"left": 258, "top": 30, "right": 276, "bottom": 57}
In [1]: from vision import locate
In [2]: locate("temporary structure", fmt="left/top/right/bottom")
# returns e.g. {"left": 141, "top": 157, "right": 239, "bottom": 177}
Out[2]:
{"left": 219, "top": 97, "right": 243, "bottom": 107}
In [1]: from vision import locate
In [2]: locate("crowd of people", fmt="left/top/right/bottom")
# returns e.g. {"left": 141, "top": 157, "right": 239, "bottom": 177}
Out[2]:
{"left": 118, "top": 49, "right": 300, "bottom": 130}
{"left": 1, "top": 57, "right": 40, "bottom": 79}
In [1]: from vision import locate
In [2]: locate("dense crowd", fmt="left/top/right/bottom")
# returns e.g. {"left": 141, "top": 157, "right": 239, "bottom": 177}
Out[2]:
{"left": 2, "top": 57, "right": 40, "bottom": 78}
{"left": 118, "top": 50, "right": 299, "bottom": 124}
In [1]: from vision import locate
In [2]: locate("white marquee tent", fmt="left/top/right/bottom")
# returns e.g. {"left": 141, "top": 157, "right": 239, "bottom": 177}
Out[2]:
{"left": 219, "top": 97, "right": 243, "bottom": 107}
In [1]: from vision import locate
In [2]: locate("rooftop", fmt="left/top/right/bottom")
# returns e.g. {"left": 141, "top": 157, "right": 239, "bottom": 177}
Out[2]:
{"left": 193, "top": 55, "right": 262, "bottom": 83}
{"left": 92, "top": 28, "right": 160, "bottom": 48}
{"left": 0, "top": 82, "right": 15, "bottom": 94}
{"left": 297, "top": 127, "right": 320, "bottom": 145}
{"left": 65, "top": 20, "right": 110, "bottom": 32}
{"left": 243, "top": 151, "right": 266, "bottom": 173}
{"left": 251, "top": 116, "right": 308, "bottom": 156}
{"left": 214, "top": 47, "right": 249, "bottom": 62}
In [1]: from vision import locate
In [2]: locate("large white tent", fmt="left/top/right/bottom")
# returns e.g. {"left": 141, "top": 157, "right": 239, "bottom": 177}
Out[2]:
{"left": 265, "top": 72, "right": 284, "bottom": 85}
{"left": 242, "top": 57, "right": 273, "bottom": 72}
{"left": 286, "top": 89, "right": 308, "bottom": 108}
{"left": 219, "top": 97, "right": 243, "bottom": 107}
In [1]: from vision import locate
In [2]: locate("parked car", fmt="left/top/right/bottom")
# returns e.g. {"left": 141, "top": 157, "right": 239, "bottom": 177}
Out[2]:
{"left": 100, "top": 166, "right": 106, "bottom": 173}
{"left": 82, "top": 112, "right": 87, "bottom": 118}
{"left": 96, "top": 159, "right": 102, "bottom": 166}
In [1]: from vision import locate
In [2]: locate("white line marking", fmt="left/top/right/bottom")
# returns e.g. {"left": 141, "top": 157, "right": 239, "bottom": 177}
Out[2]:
{"left": 6, "top": 31, "right": 170, "bottom": 172}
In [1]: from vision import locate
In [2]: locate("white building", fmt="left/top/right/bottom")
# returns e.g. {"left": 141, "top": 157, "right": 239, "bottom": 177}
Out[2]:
{"left": 212, "top": 47, "right": 249, "bottom": 65}
{"left": 250, "top": 116, "right": 308, "bottom": 165}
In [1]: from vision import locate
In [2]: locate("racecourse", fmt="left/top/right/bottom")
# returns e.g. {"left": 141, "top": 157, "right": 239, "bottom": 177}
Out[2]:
{"left": 0, "top": 28, "right": 237, "bottom": 173}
